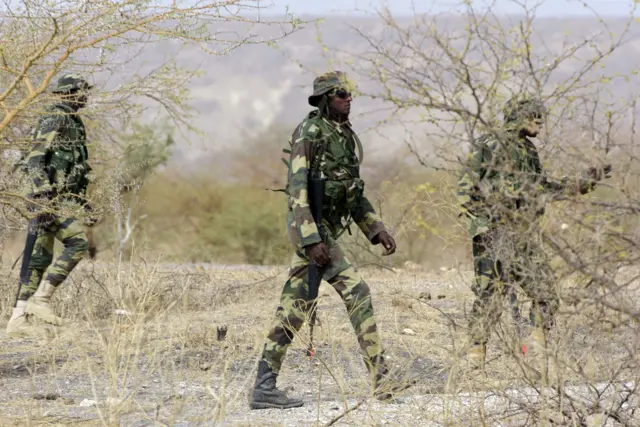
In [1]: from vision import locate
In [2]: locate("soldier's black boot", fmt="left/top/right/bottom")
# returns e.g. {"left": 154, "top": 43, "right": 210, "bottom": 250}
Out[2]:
{"left": 368, "top": 355, "right": 417, "bottom": 402}
{"left": 249, "top": 360, "right": 304, "bottom": 410}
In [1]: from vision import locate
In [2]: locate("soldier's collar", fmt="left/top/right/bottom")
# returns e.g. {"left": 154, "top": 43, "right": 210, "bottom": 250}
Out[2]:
{"left": 323, "top": 117, "right": 352, "bottom": 133}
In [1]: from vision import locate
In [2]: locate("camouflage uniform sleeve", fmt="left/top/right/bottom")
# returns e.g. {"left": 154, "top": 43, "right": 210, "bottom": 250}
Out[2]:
{"left": 456, "top": 145, "right": 486, "bottom": 215}
{"left": 354, "top": 195, "right": 387, "bottom": 244}
{"left": 24, "top": 113, "right": 63, "bottom": 197}
{"left": 532, "top": 148, "right": 596, "bottom": 196}
{"left": 289, "top": 121, "right": 323, "bottom": 248}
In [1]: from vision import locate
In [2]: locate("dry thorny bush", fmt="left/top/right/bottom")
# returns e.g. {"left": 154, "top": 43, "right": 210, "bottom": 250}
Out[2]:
{"left": 0, "top": 0, "right": 301, "bottom": 236}
{"left": 3, "top": 0, "right": 640, "bottom": 426}
{"left": 307, "top": 0, "right": 640, "bottom": 424}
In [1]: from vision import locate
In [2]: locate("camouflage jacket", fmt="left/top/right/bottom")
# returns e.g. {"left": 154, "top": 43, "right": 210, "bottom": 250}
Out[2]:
{"left": 285, "top": 110, "right": 386, "bottom": 247}
{"left": 22, "top": 103, "right": 91, "bottom": 200}
{"left": 457, "top": 131, "right": 595, "bottom": 237}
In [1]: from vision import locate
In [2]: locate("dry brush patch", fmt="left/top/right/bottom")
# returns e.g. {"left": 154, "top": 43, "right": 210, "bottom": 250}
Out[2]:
{"left": 302, "top": 0, "right": 640, "bottom": 424}
{"left": 0, "top": 257, "right": 637, "bottom": 425}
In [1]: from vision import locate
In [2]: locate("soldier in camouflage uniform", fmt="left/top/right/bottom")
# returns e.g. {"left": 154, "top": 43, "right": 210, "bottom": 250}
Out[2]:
{"left": 7, "top": 74, "right": 96, "bottom": 338}
{"left": 457, "top": 96, "right": 612, "bottom": 374}
{"left": 249, "top": 71, "right": 414, "bottom": 409}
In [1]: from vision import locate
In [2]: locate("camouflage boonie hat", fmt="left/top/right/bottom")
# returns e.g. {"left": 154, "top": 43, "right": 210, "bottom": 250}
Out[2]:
{"left": 51, "top": 73, "right": 93, "bottom": 93}
{"left": 308, "top": 71, "right": 351, "bottom": 106}
{"left": 503, "top": 96, "right": 547, "bottom": 123}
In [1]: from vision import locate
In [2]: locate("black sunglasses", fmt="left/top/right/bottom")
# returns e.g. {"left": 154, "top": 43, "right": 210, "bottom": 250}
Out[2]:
{"left": 332, "top": 88, "right": 352, "bottom": 99}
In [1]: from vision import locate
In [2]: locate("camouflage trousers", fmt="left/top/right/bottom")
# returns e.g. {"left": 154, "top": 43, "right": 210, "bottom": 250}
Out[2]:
{"left": 261, "top": 225, "right": 383, "bottom": 374}
{"left": 468, "top": 226, "right": 559, "bottom": 345}
{"left": 18, "top": 216, "right": 89, "bottom": 301}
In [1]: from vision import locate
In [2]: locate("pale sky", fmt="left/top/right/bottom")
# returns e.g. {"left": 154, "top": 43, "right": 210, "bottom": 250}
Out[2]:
{"left": 264, "top": 0, "right": 638, "bottom": 17}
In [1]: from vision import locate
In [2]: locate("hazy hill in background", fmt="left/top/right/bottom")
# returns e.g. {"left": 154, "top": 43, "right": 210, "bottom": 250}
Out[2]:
{"left": 96, "top": 13, "right": 640, "bottom": 174}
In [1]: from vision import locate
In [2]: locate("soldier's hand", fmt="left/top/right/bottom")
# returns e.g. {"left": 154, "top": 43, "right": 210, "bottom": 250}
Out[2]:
{"left": 307, "top": 242, "right": 330, "bottom": 266}
{"left": 377, "top": 231, "right": 396, "bottom": 256}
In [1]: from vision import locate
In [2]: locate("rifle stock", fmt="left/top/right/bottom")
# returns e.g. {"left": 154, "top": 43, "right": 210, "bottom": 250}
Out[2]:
{"left": 15, "top": 216, "right": 40, "bottom": 307}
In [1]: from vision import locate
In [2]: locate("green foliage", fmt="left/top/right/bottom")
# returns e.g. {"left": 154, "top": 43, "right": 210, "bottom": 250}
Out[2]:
{"left": 117, "top": 121, "right": 176, "bottom": 189}
{"left": 199, "top": 185, "right": 289, "bottom": 265}
{"left": 110, "top": 171, "right": 290, "bottom": 265}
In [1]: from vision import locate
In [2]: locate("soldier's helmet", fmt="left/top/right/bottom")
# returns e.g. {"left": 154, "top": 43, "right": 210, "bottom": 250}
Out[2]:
{"left": 308, "top": 71, "right": 352, "bottom": 107}
{"left": 503, "top": 96, "right": 547, "bottom": 123}
{"left": 51, "top": 73, "right": 94, "bottom": 93}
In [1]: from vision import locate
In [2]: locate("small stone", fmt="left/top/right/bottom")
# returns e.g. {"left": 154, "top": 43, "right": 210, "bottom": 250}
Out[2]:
{"left": 437, "top": 294, "right": 446, "bottom": 299}
{"left": 419, "top": 292, "right": 431, "bottom": 300}
{"left": 106, "top": 397, "right": 124, "bottom": 407}
{"left": 199, "top": 362, "right": 211, "bottom": 371}
{"left": 402, "top": 328, "right": 416, "bottom": 336}
{"left": 33, "top": 393, "right": 59, "bottom": 400}
{"left": 63, "top": 397, "right": 75, "bottom": 405}
{"left": 403, "top": 261, "right": 420, "bottom": 271}
{"left": 79, "top": 398, "right": 97, "bottom": 407}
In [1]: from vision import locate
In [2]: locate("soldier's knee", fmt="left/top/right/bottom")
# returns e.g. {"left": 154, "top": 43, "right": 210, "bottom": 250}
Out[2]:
{"left": 352, "top": 279, "right": 371, "bottom": 298}
{"left": 30, "top": 253, "right": 53, "bottom": 270}
{"left": 63, "top": 234, "right": 89, "bottom": 256}
{"left": 342, "top": 280, "right": 373, "bottom": 310}
{"left": 333, "top": 265, "right": 363, "bottom": 286}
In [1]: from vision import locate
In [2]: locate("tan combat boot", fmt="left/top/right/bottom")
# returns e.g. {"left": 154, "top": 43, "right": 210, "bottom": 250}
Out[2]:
{"left": 25, "top": 280, "right": 64, "bottom": 326}
{"left": 464, "top": 342, "right": 488, "bottom": 388}
{"left": 444, "top": 342, "right": 487, "bottom": 393}
{"left": 467, "top": 343, "right": 486, "bottom": 371}
{"left": 6, "top": 300, "right": 47, "bottom": 338}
